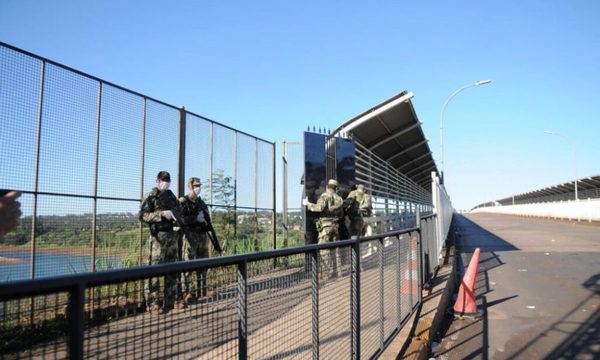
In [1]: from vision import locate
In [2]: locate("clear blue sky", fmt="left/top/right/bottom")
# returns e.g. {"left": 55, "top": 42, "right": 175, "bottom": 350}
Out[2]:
{"left": 2, "top": 0, "right": 599, "bottom": 211}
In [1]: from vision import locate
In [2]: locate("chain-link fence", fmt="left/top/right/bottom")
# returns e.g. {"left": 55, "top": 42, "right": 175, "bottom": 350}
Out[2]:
{"left": 0, "top": 220, "right": 433, "bottom": 360}
{"left": 0, "top": 42, "right": 275, "bottom": 283}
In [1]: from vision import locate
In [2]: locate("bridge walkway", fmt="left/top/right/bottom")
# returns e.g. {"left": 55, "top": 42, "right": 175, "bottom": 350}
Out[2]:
{"left": 432, "top": 213, "right": 600, "bottom": 360}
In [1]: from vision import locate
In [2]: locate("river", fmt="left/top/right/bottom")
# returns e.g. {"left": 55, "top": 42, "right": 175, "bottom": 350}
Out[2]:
{"left": 0, "top": 251, "right": 122, "bottom": 282}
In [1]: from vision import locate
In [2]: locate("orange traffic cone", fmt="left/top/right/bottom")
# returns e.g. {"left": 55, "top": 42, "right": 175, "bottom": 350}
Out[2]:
{"left": 453, "top": 247, "right": 482, "bottom": 317}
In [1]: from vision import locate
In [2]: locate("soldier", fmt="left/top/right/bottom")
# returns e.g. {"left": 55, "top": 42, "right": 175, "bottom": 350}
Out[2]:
{"left": 178, "top": 177, "right": 213, "bottom": 303}
{"left": 303, "top": 179, "right": 344, "bottom": 278}
{"left": 347, "top": 184, "right": 373, "bottom": 236}
{"left": 139, "top": 171, "right": 185, "bottom": 314}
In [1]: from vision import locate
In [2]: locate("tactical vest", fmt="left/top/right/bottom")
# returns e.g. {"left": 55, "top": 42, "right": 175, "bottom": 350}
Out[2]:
{"left": 180, "top": 195, "right": 210, "bottom": 232}
{"left": 140, "top": 189, "right": 178, "bottom": 232}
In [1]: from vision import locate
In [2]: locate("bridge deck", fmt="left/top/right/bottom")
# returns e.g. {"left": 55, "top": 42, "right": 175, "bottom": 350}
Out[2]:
{"left": 434, "top": 213, "right": 600, "bottom": 360}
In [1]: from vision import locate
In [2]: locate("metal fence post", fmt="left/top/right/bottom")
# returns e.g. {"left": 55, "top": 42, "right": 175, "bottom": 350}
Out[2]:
{"left": 396, "top": 235, "right": 402, "bottom": 328}
{"left": 351, "top": 237, "right": 361, "bottom": 359}
{"left": 31, "top": 59, "right": 46, "bottom": 281}
{"left": 311, "top": 249, "right": 319, "bottom": 360}
{"left": 68, "top": 283, "right": 85, "bottom": 360}
{"left": 178, "top": 107, "right": 186, "bottom": 197}
{"left": 379, "top": 237, "right": 384, "bottom": 351}
{"left": 254, "top": 139, "right": 259, "bottom": 251}
{"left": 238, "top": 260, "right": 248, "bottom": 359}
{"left": 91, "top": 81, "right": 102, "bottom": 275}
{"left": 139, "top": 98, "right": 147, "bottom": 267}
{"left": 272, "top": 141, "right": 277, "bottom": 251}
{"left": 421, "top": 218, "right": 428, "bottom": 285}
{"left": 415, "top": 208, "right": 422, "bottom": 305}
{"left": 282, "top": 142, "right": 289, "bottom": 249}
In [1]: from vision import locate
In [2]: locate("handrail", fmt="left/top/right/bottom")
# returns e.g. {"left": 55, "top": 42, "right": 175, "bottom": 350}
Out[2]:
{"left": 0, "top": 227, "right": 418, "bottom": 300}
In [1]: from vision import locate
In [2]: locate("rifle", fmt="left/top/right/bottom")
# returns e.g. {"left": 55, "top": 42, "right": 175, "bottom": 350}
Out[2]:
{"left": 199, "top": 201, "right": 223, "bottom": 254}
{"left": 157, "top": 190, "right": 196, "bottom": 247}
{"left": 159, "top": 191, "right": 223, "bottom": 255}
{"left": 206, "top": 229, "right": 223, "bottom": 254}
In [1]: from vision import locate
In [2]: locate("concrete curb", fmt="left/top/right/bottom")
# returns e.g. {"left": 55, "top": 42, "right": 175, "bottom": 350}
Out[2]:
{"left": 400, "top": 245, "right": 457, "bottom": 360}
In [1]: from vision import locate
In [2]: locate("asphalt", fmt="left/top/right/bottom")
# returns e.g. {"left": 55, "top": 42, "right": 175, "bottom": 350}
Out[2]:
{"left": 432, "top": 213, "right": 600, "bottom": 360}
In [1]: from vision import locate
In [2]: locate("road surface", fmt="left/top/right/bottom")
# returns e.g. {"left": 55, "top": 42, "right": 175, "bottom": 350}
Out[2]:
{"left": 434, "top": 213, "right": 600, "bottom": 360}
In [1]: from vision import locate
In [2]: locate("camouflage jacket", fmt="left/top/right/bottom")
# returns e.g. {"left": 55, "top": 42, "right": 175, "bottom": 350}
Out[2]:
{"left": 139, "top": 188, "right": 178, "bottom": 226}
{"left": 307, "top": 189, "right": 344, "bottom": 219}
{"left": 347, "top": 190, "right": 373, "bottom": 217}
{"left": 179, "top": 195, "right": 211, "bottom": 232}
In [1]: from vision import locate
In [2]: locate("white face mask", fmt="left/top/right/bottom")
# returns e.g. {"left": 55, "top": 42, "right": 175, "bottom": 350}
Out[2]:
{"left": 193, "top": 187, "right": 201, "bottom": 196}
{"left": 158, "top": 181, "right": 170, "bottom": 191}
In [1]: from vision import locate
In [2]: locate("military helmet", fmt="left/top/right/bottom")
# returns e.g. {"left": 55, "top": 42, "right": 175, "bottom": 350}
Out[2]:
{"left": 189, "top": 177, "right": 202, "bottom": 186}
{"left": 327, "top": 179, "right": 338, "bottom": 187}
{"left": 157, "top": 171, "right": 171, "bottom": 182}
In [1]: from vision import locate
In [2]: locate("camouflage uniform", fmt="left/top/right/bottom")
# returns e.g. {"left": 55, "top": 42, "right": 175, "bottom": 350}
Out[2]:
{"left": 347, "top": 188, "right": 372, "bottom": 237}
{"left": 139, "top": 188, "right": 179, "bottom": 310}
{"left": 306, "top": 188, "right": 344, "bottom": 276}
{"left": 179, "top": 194, "right": 211, "bottom": 299}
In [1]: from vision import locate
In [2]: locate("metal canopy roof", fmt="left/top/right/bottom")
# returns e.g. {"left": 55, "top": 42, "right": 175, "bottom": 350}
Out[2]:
{"left": 495, "top": 175, "right": 600, "bottom": 205}
{"left": 332, "top": 91, "right": 438, "bottom": 191}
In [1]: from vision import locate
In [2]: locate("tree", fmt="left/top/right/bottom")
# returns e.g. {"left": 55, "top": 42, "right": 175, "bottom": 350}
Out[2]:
{"left": 205, "top": 169, "right": 236, "bottom": 251}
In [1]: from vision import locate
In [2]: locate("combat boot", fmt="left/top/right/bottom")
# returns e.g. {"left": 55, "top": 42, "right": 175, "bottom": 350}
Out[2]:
{"left": 183, "top": 292, "right": 196, "bottom": 304}
{"left": 148, "top": 304, "right": 164, "bottom": 315}
{"left": 174, "top": 300, "right": 187, "bottom": 311}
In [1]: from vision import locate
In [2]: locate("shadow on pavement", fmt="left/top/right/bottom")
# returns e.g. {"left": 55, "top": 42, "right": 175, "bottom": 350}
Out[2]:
{"left": 434, "top": 215, "right": 598, "bottom": 360}
{"left": 454, "top": 215, "right": 519, "bottom": 253}
{"left": 432, "top": 215, "right": 521, "bottom": 359}
{"left": 508, "top": 273, "right": 600, "bottom": 360}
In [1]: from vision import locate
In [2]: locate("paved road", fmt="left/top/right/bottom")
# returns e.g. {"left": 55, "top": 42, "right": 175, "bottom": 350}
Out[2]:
{"left": 434, "top": 214, "right": 600, "bottom": 360}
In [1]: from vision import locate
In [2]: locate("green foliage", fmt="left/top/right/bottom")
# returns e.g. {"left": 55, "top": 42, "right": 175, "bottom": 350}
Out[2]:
{"left": 206, "top": 169, "right": 237, "bottom": 248}
{"left": 0, "top": 169, "right": 306, "bottom": 271}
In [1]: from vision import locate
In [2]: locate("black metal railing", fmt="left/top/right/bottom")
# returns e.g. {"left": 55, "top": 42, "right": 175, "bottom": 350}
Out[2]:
{"left": 0, "top": 213, "right": 438, "bottom": 360}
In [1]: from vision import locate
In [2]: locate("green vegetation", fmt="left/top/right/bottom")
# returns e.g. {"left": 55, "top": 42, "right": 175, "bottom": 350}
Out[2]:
{"left": 0, "top": 171, "right": 310, "bottom": 351}
{"left": 0, "top": 171, "right": 309, "bottom": 273}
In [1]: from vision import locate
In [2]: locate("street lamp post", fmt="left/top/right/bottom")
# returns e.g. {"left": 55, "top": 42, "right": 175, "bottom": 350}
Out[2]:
{"left": 544, "top": 130, "right": 578, "bottom": 201}
{"left": 439, "top": 79, "right": 492, "bottom": 183}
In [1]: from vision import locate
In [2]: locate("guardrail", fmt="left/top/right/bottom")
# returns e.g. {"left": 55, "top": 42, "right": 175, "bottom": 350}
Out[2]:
{"left": 472, "top": 175, "right": 600, "bottom": 210}
{"left": 471, "top": 198, "right": 600, "bottom": 222}
{"left": 0, "top": 213, "right": 439, "bottom": 360}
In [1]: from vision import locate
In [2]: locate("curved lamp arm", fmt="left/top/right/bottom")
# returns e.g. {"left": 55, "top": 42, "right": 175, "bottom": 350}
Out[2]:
{"left": 439, "top": 80, "right": 492, "bottom": 181}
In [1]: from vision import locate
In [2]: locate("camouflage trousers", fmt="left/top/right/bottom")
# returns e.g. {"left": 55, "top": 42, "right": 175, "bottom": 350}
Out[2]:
{"left": 145, "top": 231, "right": 179, "bottom": 309}
{"left": 349, "top": 217, "right": 365, "bottom": 238}
{"left": 318, "top": 223, "right": 342, "bottom": 275}
{"left": 180, "top": 231, "right": 209, "bottom": 297}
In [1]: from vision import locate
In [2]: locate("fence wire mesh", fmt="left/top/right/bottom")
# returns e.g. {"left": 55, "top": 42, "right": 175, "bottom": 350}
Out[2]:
{"left": 0, "top": 223, "right": 435, "bottom": 360}
{"left": 1, "top": 292, "right": 70, "bottom": 359}
{"left": 0, "top": 42, "right": 275, "bottom": 285}
{"left": 0, "top": 41, "right": 452, "bottom": 359}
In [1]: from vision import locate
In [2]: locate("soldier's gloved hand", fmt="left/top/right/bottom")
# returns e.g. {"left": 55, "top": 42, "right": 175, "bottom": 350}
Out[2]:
{"left": 196, "top": 212, "right": 207, "bottom": 224}
{"left": 161, "top": 210, "right": 175, "bottom": 220}
{"left": 302, "top": 197, "right": 309, "bottom": 206}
